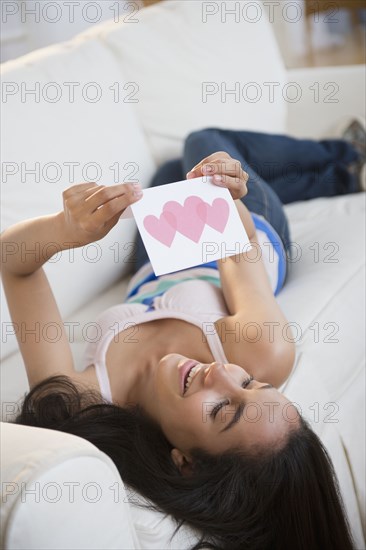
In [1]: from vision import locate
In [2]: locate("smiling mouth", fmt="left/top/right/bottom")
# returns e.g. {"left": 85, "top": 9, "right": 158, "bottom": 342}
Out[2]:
{"left": 184, "top": 364, "right": 204, "bottom": 394}
{"left": 181, "top": 361, "right": 204, "bottom": 395}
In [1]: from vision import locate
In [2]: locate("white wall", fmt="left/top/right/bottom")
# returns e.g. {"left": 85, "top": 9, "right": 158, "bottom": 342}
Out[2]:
{"left": 1, "top": 0, "right": 143, "bottom": 63}
{"left": 262, "top": 0, "right": 364, "bottom": 68}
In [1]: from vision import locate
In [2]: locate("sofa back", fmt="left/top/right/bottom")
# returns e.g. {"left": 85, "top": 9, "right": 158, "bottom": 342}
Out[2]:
{"left": 93, "top": 0, "right": 288, "bottom": 164}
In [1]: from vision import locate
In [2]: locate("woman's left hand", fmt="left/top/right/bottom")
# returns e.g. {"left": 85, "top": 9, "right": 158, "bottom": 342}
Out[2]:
{"left": 186, "top": 151, "right": 249, "bottom": 200}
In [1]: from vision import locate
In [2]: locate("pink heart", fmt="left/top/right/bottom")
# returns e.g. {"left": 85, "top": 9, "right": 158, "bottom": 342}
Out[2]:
{"left": 197, "top": 198, "right": 229, "bottom": 233}
{"left": 163, "top": 196, "right": 206, "bottom": 243}
{"left": 143, "top": 211, "right": 177, "bottom": 247}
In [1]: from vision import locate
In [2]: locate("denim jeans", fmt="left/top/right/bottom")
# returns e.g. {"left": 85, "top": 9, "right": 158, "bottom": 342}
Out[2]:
{"left": 133, "top": 128, "right": 359, "bottom": 273}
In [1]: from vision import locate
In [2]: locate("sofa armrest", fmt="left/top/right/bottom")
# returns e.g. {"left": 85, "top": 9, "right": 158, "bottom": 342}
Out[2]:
{"left": 0, "top": 423, "right": 139, "bottom": 550}
{"left": 285, "top": 65, "right": 365, "bottom": 138}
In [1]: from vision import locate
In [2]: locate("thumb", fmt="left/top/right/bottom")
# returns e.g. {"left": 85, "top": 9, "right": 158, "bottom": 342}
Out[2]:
{"left": 102, "top": 211, "right": 121, "bottom": 234}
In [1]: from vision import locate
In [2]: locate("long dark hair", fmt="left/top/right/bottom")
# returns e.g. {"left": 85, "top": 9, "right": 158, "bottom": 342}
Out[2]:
{"left": 13, "top": 375, "right": 354, "bottom": 550}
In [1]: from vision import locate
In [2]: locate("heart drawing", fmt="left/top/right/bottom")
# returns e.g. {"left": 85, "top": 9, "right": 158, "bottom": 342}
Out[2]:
{"left": 163, "top": 196, "right": 206, "bottom": 243}
{"left": 197, "top": 198, "right": 230, "bottom": 233}
{"left": 143, "top": 211, "right": 177, "bottom": 247}
{"left": 143, "top": 195, "right": 230, "bottom": 247}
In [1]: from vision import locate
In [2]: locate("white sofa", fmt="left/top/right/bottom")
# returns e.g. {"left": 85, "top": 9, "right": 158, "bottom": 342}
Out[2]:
{"left": 1, "top": 1, "right": 365, "bottom": 548}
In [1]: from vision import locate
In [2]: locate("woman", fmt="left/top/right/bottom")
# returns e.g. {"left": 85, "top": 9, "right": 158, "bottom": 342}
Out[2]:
{"left": 2, "top": 126, "right": 363, "bottom": 549}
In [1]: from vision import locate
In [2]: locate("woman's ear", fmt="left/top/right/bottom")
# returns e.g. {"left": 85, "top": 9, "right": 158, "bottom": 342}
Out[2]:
{"left": 171, "top": 448, "right": 194, "bottom": 476}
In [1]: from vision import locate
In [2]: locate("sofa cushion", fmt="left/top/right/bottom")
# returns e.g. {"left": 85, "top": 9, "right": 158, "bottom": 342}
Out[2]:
{"left": 277, "top": 194, "right": 365, "bottom": 548}
{"left": 0, "top": 36, "right": 156, "bottom": 360}
{"left": 0, "top": 422, "right": 140, "bottom": 550}
{"left": 94, "top": 0, "right": 287, "bottom": 164}
{"left": 277, "top": 194, "right": 365, "bottom": 403}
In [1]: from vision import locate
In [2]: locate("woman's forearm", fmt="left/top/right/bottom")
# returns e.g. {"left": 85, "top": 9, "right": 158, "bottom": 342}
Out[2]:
{"left": 0, "top": 212, "right": 77, "bottom": 276}
{"left": 233, "top": 199, "right": 256, "bottom": 239}
{"left": 217, "top": 199, "right": 294, "bottom": 357}
{"left": 217, "top": 199, "right": 275, "bottom": 315}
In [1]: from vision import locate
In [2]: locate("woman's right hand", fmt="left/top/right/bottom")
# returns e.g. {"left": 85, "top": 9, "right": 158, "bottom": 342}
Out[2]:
{"left": 61, "top": 182, "right": 143, "bottom": 246}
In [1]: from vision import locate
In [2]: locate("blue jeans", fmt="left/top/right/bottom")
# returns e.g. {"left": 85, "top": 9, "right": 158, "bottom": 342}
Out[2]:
{"left": 132, "top": 128, "right": 359, "bottom": 273}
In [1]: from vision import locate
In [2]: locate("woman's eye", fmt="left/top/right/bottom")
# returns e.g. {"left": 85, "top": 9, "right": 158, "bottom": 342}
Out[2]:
{"left": 242, "top": 375, "right": 254, "bottom": 388}
{"left": 211, "top": 400, "right": 229, "bottom": 419}
{"left": 211, "top": 375, "right": 253, "bottom": 419}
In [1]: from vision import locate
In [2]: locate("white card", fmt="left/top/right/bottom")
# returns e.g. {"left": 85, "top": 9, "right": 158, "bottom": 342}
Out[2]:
{"left": 128, "top": 176, "right": 252, "bottom": 276}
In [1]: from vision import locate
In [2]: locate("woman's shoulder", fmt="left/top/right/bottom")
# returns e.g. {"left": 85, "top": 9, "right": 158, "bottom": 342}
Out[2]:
{"left": 66, "top": 367, "right": 101, "bottom": 396}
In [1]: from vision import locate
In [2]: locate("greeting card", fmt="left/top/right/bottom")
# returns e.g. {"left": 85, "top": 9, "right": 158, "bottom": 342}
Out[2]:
{"left": 126, "top": 176, "right": 251, "bottom": 275}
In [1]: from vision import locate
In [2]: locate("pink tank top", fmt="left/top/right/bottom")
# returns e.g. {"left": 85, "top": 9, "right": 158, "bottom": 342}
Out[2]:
{"left": 81, "top": 272, "right": 230, "bottom": 403}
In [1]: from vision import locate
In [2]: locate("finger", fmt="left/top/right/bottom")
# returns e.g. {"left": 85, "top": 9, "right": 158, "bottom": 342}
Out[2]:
{"left": 188, "top": 156, "right": 238, "bottom": 179}
{"left": 186, "top": 151, "right": 231, "bottom": 178}
{"left": 101, "top": 210, "right": 124, "bottom": 234}
{"left": 92, "top": 194, "right": 140, "bottom": 228}
{"left": 84, "top": 183, "right": 139, "bottom": 213}
{"left": 187, "top": 159, "right": 227, "bottom": 179}
{"left": 90, "top": 184, "right": 143, "bottom": 225}
{"left": 211, "top": 173, "right": 248, "bottom": 199}
{"left": 62, "top": 182, "right": 98, "bottom": 199}
{"left": 202, "top": 159, "right": 247, "bottom": 181}
{"left": 191, "top": 151, "right": 231, "bottom": 170}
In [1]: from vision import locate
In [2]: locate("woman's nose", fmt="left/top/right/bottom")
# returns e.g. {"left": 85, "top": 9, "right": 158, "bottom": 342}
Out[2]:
{"left": 204, "top": 362, "right": 240, "bottom": 389}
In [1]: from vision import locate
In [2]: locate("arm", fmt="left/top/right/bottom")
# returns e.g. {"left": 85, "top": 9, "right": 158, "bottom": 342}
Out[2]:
{"left": 1, "top": 182, "right": 143, "bottom": 389}
{"left": 216, "top": 199, "right": 295, "bottom": 387}
{"left": 187, "top": 153, "right": 295, "bottom": 387}
{"left": 0, "top": 181, "right": 142, "bottom": 276}
{"left": 1, "top": 211, "right": 80, "bottom": 388}
{"left": 217, "top": 199, "right": 275, "bottom": 315}
{"left": 1, "top": 212, "right": 72, "bottom": 276}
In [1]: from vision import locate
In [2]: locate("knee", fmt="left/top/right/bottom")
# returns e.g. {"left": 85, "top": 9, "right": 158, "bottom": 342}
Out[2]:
{"left": 183, "top": 128, "right": 226, "bottom": 173}
{"left": 149, "top": 158, "right": 183, "bottom": 188}
{"left": 184, "top": 128, "right": 221, "bottom": 151}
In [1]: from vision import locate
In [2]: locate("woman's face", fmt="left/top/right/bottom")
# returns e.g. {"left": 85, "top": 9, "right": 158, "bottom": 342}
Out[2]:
{"left": 144, "top": 353, "right": 299, "bottom": 460}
